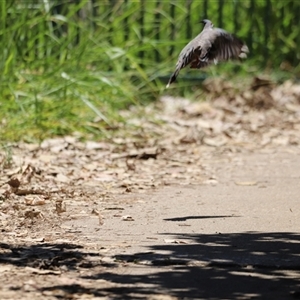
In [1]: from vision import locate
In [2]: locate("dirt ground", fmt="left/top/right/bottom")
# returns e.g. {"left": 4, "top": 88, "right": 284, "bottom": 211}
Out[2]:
{"left": 1, "top": 78, "right": 300, "bottom": 299}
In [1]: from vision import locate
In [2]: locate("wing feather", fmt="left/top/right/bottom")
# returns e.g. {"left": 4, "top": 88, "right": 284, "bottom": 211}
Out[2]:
{"left": 207, "top": 28, "right": 249, "bottom": 62}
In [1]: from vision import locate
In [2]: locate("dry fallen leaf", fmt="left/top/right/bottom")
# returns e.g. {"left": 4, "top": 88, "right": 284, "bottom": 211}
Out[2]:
{"left": 164, "top": 239, "right": 190, "bottom": 244}
{"left": 24, "top": 209, "right": 44, "bottom": 219}
{"left": 55, "top": 200, "right": 66, "bottom": 213}
{"left": 203, "top": 136, "right": 227, "bottom": 147}
{"left": 7, "top": 177, "right": 20, "bottom": 188}
{"left": 55, "top": 173, "right": 70, "bottom": 183}
{"left": 21, "top": 164, "right": 35, "bottom": 184}
{"left": 24, "top": 195, "right": 46, "bottom": 206}
{"left": 122, "top": 215, "right": 134, "bottom": 221}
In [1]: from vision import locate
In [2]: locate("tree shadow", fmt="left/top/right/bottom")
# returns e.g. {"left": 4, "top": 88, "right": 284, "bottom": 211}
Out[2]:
{"left": 82, "top": 231, "right": 300, "bottom": 299}
{"left": 1, "top": 232, "right": 300, "bottom": 299}
{"left": 0, "top": 242, "right": 111, "bottom": 270}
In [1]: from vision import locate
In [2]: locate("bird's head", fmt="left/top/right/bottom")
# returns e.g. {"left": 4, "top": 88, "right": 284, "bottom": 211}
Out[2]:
{"left": 201, "top": 19, "right": 213, "bottom": 28}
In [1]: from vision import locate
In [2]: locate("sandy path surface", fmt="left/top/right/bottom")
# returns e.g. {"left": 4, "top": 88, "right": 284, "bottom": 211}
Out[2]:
{"left": 62, "top": 148, "right": 300, "bottom": 299}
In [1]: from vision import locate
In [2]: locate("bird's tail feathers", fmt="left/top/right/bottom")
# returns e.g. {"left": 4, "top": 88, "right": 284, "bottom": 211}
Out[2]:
{"left": 239, "top": 44, "right": 249, "bottom": 59}
{"left": 166, "top": 66, "right": 181, "bottom": 88}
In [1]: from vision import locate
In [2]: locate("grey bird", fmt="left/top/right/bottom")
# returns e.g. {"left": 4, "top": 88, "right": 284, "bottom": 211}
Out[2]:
{"left": 166, "top": 19, "right": 249, "bottom": 88}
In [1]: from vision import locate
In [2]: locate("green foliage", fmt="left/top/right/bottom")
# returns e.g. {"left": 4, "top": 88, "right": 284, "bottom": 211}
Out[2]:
{"left": 0, "top": 0, "right": 298, "bottom": 142}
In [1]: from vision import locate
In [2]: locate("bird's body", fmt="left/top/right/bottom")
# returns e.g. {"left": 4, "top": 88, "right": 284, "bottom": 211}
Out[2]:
{"left": 166, "top": 19, "right": 249, "bottom": 88}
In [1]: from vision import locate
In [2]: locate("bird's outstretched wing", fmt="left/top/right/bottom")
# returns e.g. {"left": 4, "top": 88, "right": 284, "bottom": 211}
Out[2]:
{"left": 191, "top": 29, "right": 248, "bottom": 69}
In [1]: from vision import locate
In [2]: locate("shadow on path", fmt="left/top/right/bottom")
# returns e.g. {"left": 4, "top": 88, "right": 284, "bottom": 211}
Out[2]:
{"left": 1, "top": 231, "right": 300, "bottom": 299}
{"left": 0, "top": 242, "right": 111, "bottom": 270}
{"left": 164, "top": 215, "right": 238, "bottom": 222}
{"left": 87, "top": 231, "right": 300, "bottom": 299}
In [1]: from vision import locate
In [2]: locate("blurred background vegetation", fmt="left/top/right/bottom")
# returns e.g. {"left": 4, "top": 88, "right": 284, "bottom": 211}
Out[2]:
{"left": 0, "top": 0, "right": 299, "bottom": 142}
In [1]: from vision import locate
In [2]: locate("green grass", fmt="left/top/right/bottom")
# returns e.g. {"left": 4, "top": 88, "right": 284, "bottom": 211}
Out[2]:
{"left": 0, "top": 2, "right": 161, "bottom": 142}
{"left": 0, "top": 67, "right": 154, "bottom": 142}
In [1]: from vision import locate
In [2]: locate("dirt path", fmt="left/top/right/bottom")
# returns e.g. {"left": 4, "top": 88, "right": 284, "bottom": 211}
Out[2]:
{"left": 1, "top": 79, "right": 300, "bottom": 299}
{"left": 1, "top": 147, "right": 300, "bottom": 299}
{"left": 64, "top": 148, "right": 300, "bottom": 300}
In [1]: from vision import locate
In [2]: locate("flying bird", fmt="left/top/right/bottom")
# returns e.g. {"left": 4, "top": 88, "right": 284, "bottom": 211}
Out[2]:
{"left": 166, "top": 19, "right": 249, "bottom": 88}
